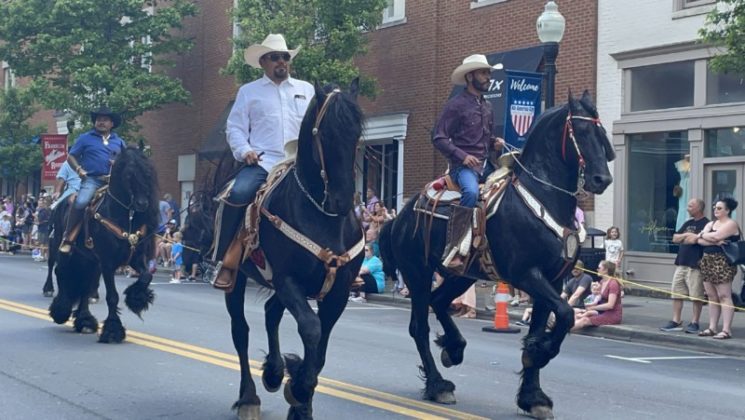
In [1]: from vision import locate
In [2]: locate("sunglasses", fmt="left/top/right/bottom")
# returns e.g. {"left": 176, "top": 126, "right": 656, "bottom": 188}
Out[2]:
{"left": 266, "top": 52, "right": 291, "bottom": 62}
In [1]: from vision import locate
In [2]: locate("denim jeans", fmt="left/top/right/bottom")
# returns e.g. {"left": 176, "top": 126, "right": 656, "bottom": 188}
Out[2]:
{"left": 73, "top": 177, "right": 106, "bottom": 210}
{"left": 453, "top": 165, "right": 480, "bottom": 208}
{"left": 228, "top": 164, "right": 269, "bottom": 205}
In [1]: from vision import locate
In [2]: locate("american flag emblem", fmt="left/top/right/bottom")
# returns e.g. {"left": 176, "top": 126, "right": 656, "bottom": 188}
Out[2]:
{"left": 510, "top": 101, "right": 535, "bottom": 136}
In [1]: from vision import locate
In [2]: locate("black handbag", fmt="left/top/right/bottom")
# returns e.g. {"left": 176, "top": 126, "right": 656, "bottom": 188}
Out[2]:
{"left": 720, "top": 228, "right": 745, "bottom": 265}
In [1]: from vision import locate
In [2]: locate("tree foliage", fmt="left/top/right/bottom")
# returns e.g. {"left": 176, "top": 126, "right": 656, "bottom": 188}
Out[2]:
{"left": 0, "top": 0, "right": 198, "bottom": 142}
{"left": 0, "top": 87, "right": 45, "bottom": 186}
{"left": 225, "top": 0, "right": 387, "bottom": 97}
{"left": 699, "top": 0, "right": 745, "bottom": 74}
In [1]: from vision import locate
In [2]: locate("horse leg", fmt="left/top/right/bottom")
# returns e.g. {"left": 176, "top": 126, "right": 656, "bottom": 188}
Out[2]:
{"left": 124, "top": 257, "right": 154, "bottom": 316}
{"left": 403, "top": 267, "right": 456, "bottom": 405}
{"left": 262, "top": 294, "right": 285, "bottom": 393}
{"left": 49, "top": 262, "right": 73, "bottom": 324}
{"left": 72, "top": 274, "right": 99, "bottom": 334}
{"left": 516, "top": 268, "right": 573, "bottom": 419}
{"left": 430, "top": 276, "right": 475, "bottom": 368}
{"left": 273, "top": 276, "right": 321, "bottom": 413}
{"left": 99, "top": 268, "right": 126, "bottom": 343}
{"left": 43, "top": 253, "right": 55, "bottom": 297}
{"left": 225, "top": 273, "right": 261, "bottom": 420}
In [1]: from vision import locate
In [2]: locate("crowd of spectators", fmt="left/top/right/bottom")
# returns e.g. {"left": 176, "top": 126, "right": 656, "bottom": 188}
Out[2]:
{"left": 1, "top": 192, "right": 52, "bottom": 260}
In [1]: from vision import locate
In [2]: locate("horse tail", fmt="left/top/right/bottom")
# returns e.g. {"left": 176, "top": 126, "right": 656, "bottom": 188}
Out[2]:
{"left": 378, "top": 220, "right": 398, "bottom": 280}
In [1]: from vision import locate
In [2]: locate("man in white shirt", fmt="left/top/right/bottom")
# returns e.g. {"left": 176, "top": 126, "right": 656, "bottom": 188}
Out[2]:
{"left": 212, "top": 33, "right": 314, "bottom": 292}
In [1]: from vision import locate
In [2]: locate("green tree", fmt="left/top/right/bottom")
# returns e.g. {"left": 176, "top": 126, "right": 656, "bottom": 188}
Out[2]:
{"left": 699, "top": 0, "right": 745, "bottom": 74}
{"left": 0, "top": 0, "right": 198, "bottom": 143}
{"left": 0, "top": 87, "right": 45, "bottom": 198}
{"left": 226, "top": 0, "right": 388, "bottom": 97}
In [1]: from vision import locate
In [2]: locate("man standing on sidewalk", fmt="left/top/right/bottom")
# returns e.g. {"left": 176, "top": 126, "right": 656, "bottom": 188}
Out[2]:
{"left": 660, "top": 198, "right": 709, "bottom": 334}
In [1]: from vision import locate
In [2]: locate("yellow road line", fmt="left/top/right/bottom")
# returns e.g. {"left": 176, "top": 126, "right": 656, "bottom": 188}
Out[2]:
{"left": 0, "top": 298, "right": 488, "bottom": 420}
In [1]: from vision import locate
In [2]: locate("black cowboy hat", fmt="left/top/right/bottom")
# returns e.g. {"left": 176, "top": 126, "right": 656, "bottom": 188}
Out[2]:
{"left": 90, "top": 106, "right": 122, "bottom": 129}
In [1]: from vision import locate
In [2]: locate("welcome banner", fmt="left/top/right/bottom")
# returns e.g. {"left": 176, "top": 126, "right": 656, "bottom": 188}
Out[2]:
{"left": 41, "top": 134, "right": 68, "bottom": 181}
{"left": 503, "top": 70, "right": 543, "bottom": 149}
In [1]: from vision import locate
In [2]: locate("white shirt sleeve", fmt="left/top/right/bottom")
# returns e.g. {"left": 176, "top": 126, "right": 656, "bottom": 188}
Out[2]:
{"left": 226, "top": 86, "right": 253, "bottom": 162}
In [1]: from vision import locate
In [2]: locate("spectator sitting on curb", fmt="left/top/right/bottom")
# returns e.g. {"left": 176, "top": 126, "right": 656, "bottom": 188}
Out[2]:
{"left": 572, "top": 260, "right": 623, "bottom": 331}
{"left": 561, "top": 260, "right": 593, "bottom": 309}
{"left": 349, "top": 244, "right": 384, "bottom": 303}
{"left": 660, "top": 198, "right": 708, "bottom": 334}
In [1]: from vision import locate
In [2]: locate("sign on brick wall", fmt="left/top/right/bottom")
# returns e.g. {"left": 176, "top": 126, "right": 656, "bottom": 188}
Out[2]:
{"left": 503, "top": 70, "right": 543, "bottom": 149}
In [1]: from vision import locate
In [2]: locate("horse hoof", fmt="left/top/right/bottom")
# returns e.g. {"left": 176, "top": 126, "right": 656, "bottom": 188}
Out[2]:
{"left": 79, "top": 326, "right": 97, "bottom": 334}
{"left": 435, "top": 391, "right": 456, "bottom": 405}
{"left": 237, "top": 404, "right": 261, "bottom": 420}
{"left": 529, "top": 406, "right": 554, "bottom": 419}
{"left": 441, "top": 349, "right": 453, "bottom": 368}
{"left": 283, "top": 382, "right": 301, "bottom": 407}
{"left": 262, "top": 374, "right": 281, "bottom": 393}
{"left": 43, "top": 291, "right": 54, "bottom": 298}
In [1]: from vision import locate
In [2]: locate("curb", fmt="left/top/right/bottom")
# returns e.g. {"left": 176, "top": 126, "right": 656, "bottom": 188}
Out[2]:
{"left": 366, "top": 292, "right": 745, "bottom": 358}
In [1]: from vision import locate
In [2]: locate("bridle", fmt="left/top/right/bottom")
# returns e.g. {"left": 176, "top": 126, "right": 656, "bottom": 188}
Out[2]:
{"left": 511, "top": 109, "right": 603, "bottom": 197}
{"left": 294, "top": 88, "right": 358, "bottom": 217}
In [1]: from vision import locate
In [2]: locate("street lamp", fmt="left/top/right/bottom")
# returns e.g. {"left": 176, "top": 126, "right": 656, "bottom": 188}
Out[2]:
{"left": 536, "top": 1, "right": 565, "bottom": 110}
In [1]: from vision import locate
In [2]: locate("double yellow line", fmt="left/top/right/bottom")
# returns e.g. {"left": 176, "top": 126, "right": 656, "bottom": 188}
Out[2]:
{"left": 0, "top": 298, "right": 488, "bottom": 420}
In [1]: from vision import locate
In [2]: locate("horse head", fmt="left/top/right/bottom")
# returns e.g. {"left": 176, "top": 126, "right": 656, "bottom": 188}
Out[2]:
{"left": 565, "top": 90, "right": 615, "bottom": 194}
{"left": 296, "top": 78, "right": 364, "bottom": 216}
{"left": 110, "top": 145, "right": 159, "bottom": 217}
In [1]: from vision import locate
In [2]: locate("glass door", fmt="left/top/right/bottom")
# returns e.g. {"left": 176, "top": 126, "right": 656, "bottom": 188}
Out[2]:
{"left": 704, "top": 164, "right": 744, "bottom": 222}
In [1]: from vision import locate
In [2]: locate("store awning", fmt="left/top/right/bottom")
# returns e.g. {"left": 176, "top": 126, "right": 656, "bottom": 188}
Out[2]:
{"left": 198, "top": 100, "right": 234, "bottom": 160}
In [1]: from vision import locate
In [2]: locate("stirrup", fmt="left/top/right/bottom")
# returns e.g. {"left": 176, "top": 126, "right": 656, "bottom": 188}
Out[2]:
{"left": 205, "top": 261, "right": 221, "bottom": 286}
{"left": 59, "top": 241, "right": 73, "bottom": 254}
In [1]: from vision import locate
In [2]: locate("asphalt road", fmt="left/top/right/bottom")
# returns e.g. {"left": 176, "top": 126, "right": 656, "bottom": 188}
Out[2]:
{"left": 1, "top": 254, "right": 744, "bottom": 419}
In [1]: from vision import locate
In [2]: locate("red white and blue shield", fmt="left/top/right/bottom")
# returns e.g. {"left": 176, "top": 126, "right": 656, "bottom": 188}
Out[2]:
{"left": 510, "top": 101, "right": 535, "bottom": 137}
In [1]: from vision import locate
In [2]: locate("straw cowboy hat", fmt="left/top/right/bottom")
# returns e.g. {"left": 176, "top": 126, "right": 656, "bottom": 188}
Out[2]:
{"left": 90, "top": 106, "right": 122, "bottom": 129}
{"left": 450, "top": 54, "right": 500, "bottom": 86}
{"left": 243, "top": 34, "right": 301, "bottom": 69}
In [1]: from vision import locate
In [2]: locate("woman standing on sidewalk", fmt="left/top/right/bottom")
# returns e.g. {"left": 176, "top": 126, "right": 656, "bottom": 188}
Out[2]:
{"left": 696, "top": 197, "right": 740, "bottom": 340}
{"left": 572, "top": 260, "right": 623, "bottom": 331}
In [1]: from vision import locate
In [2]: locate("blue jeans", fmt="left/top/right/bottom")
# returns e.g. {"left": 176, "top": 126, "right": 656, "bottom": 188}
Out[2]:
{"left": 73, "top": 177, "right": 106, "bottom": 210}
{"left": 453, "top": 166, "right": 480, "bottom": 208}
{"left": 228, "top": 164, "right": 269, "bottom": 205}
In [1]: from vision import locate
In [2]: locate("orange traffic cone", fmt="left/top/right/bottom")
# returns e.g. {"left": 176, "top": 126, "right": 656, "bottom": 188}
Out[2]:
{"left": 482, "top": 281, "right": 521, "bottom": 334}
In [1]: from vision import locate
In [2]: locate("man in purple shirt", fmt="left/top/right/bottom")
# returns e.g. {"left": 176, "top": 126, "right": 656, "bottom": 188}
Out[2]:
{"left": 432, "top": 54, "right": 504, "bottom": 268}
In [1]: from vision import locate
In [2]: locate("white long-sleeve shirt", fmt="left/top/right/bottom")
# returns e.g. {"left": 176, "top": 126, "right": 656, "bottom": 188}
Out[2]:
{"left": 226, "top": 74, "right": 315, "bottom": 173}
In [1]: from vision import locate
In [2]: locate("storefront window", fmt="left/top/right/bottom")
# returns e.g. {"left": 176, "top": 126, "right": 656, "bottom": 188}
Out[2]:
{"left": 705, "top": 127, "right": 745, "bottom": 157}
{"left": 627, "top": 131, "right": 689, "bottom": 253}
{"left": 630, "top": 61, "right": 694, "bottom": 111}
{"left": 706, "top": 65, "right": 745, "bottom": 105}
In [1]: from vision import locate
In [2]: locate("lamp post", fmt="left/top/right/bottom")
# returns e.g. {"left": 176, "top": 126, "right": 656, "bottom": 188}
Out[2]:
{"left": 536, "top": 1, "right": 565, "bottom": 110}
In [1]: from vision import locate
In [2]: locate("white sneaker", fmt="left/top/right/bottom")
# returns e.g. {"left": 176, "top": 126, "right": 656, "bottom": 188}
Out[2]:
{"left": 169, "top": 278, "right": 181, "bottom": 284}
{"left": 510, "top": 298, "right": 520, "bottom": 307}
{"left": 350, "top": 296, "right": 367, "bottom": 303}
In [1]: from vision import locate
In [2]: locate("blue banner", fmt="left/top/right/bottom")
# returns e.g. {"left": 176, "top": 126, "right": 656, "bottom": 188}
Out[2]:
{"left": 503, "top": 70, "right": 543, "bottom": 149}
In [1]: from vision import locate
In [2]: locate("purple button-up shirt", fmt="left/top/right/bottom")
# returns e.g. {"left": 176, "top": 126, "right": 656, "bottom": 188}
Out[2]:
{"left": 432, "top": 90, "right": 495, "bottom": 169}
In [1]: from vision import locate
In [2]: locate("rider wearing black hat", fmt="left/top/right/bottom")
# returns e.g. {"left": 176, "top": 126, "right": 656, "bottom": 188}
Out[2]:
{"left": 59, "top": 107, "right": 126, "bottom": 253}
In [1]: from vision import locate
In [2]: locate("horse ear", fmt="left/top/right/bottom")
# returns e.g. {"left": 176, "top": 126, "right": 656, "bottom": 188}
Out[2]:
{"left": 567, "top": 89, "right": 579, "bottom": 112}
{"left": 581, "top": 89, "right": 593, "bottom": 103}
{"left": 349, "top": 77, "right": 360, "bottom": 100}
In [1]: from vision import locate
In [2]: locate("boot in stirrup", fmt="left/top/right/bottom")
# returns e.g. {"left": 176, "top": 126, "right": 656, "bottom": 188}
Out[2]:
{"left": 59, "top": 208, "right": 84, "bottom": 254}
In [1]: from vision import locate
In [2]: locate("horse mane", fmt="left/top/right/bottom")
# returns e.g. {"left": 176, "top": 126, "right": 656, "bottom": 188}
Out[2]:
{"left": 111, "top": 145, "right": 160, "bottom": 252}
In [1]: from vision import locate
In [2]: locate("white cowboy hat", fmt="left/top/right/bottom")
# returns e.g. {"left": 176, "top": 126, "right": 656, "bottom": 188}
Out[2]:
{"left": 243, "top": 34, "right": 301, "bottom": 69}
{"left": 450, "top": 54, "right": 500, "bottom": 86}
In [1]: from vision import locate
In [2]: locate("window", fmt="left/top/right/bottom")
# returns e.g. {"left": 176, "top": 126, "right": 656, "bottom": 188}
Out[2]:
{"left": 706, "top": 65, "right": 745, "bottom": 105}
{"left": 3, "top": 65, "right": 15, "bottom": 91}
{"left": 630, "top": 61, "right": 694, "bottom": 111}
{"left": 705, "top": 127, "right": 745, "bottom": 157}
{"left": 679, "top": 0, "right": 715, "bottom": 8}
{"left": 382, "top": 0, "right": 405, "bottom": 25}
{"left": 362, "top": 143, "right": 399, "bottom": 211}
{"left": 471, "top": 0, "right": 510, "bottom": 8}
{"left": 627, "top": 131, "right": 689, "bottom": 254}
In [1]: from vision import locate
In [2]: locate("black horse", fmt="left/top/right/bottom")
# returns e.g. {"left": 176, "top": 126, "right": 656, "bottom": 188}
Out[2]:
{"left": 49, "top": 145, "right": 159, "bottom": 343}
{"left": 205, "top": 80, "right": 364, "bottom": 420}
{"left": 378, "top": 91, "right": 614, "bottom": 419}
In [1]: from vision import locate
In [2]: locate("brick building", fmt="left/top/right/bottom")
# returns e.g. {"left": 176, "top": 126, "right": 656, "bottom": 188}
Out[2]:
{"left": 2, "top": 0, "right": 601, "bottom": 225}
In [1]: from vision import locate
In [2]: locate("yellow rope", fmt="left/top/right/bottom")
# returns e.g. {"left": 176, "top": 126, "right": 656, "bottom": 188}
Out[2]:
{"left": 579, "top": 266, "right": 745, "bottom": 312}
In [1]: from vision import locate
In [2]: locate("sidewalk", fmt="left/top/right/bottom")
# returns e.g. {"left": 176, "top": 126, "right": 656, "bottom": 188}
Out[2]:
{"left": 366, "top": 281, "right": 745, "bottom": 358}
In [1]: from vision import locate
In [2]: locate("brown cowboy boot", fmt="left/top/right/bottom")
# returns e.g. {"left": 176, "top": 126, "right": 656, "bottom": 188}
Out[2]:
{"left": 59, "top": 207, "right": 85, "bottom": 254}
{"left": 442, "top": 204, "right": 474, "bottom": 271}
{"left": 213, "top": 230, "right": 246, "bottom": 293}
